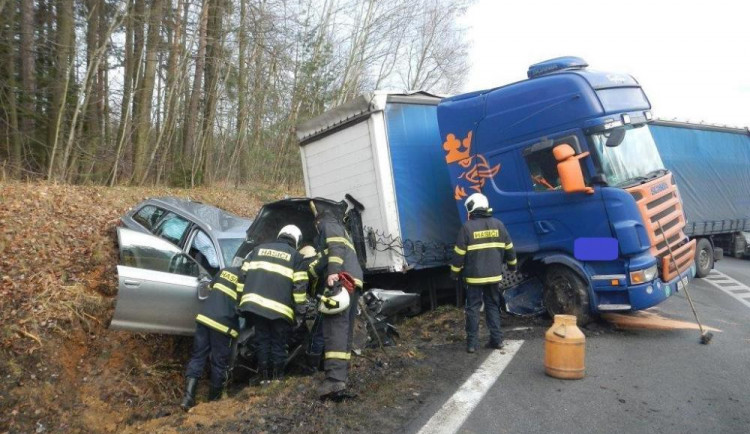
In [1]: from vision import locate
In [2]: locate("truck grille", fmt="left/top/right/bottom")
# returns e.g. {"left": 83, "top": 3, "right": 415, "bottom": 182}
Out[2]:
{"left": 627, "top": 174, "right": 696, "bottom": 281}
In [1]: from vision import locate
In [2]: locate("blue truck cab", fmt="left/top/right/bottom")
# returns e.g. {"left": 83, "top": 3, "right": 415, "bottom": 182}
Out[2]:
{"left": 437, "top": 57, "right": 697, "bottom": 322}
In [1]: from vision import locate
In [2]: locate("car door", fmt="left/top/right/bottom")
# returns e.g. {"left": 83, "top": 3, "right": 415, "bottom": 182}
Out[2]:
{"left": 111, "top": 227, "right": 208, "bottom": 336}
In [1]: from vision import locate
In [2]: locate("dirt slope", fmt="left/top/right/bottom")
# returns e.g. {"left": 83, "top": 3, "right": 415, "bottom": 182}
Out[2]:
{"left": 0, "top": 182, "right": 286, "bottom": 432}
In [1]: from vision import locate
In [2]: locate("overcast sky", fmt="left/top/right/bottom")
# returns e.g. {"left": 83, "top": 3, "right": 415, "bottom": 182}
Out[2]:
{"left": 462, "top": 0, "right": 750, "bottom": 127}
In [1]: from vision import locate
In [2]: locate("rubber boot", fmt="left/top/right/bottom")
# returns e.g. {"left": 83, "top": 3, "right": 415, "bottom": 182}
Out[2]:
{"left": 303, "top": 353, "right": 321, "bottom": 375}
{"left": 257, "top": 363, "right": 270, "bottom": 387}
{"left": 317, "top": 378, "right": 346, "bottom": 400}
{"left": 180, "top": 377, "right": 199, "bottom": 411}
{"left": 208, "top": 385, "right": 223, "bottom": 401}
{"left": 272, "top": 363, "right": 285, "bottom": 382}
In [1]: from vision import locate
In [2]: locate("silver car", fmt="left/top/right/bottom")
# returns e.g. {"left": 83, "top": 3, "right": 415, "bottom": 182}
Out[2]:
{"left": 112, "top": 198, "right": 252, "bottom": 335}
{"left": 110, "top": 197, "right": 349, "bottom": 336}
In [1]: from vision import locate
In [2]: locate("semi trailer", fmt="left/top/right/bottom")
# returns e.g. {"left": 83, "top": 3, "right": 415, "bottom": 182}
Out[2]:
{"left": 650, "top": 121, "right": 750, "bottom": 275}
{"left": 297, "top": 57, "right": 697, "bottom": 323}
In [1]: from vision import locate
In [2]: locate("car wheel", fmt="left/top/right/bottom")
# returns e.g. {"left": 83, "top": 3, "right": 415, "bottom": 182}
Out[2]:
{"left": 543, "top": 265, "right": 593, "bottom": 325}
{"left": 694, "top": 238, "right": 714, "bottom": 278}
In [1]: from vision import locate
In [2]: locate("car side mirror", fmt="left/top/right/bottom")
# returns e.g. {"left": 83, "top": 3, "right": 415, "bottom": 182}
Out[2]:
{"left": 554, "top": 144, "right": 594, "bottom": 194}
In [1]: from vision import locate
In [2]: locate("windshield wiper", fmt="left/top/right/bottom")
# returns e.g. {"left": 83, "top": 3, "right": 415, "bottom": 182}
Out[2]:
{"left": 615, "top": 169, "right": 668, "bottom": 188}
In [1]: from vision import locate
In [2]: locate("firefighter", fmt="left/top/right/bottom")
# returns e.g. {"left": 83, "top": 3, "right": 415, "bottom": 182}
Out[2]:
{"left": 311, "top": 205, "right": 364, "bottom": 400}
{"left": 239, "top": 225, "right": 309, "bottom": 384}
{"left": 180, "top": 266, "right": 244, "bottom": 411}
{"left": 299, "top": 245, "right": 327, "bottom": 374}
{"left": 450, "top": 192, "right": 517, "bottom": 353}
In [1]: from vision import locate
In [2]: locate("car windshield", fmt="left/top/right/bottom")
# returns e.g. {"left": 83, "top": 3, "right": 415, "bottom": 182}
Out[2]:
{"left": 588, "top": 125, "right": 666, "bottom": 188}
{"left": 218, "top": 238, "right": 245, "bottom": 266}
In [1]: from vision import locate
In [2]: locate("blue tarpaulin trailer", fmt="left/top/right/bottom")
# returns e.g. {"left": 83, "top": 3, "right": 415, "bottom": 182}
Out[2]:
{"left": 296, "top": 92, "right": 461, "bottom": 274}
{"left": 651, "top": 120, "right": 750, "bottom": 264}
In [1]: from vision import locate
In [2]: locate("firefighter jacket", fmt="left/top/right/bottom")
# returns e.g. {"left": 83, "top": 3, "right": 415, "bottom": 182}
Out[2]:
{"left": 315, "top": 214, "right": 364, "bottom": 289}
{"left": 450, "top": 211, "right": 517, "bottom": 285}
{"left": 239, "top": 239, "right": 309, "bottom": 324}
{"left": 195, "top": 266, "right": 244, "bottom": 338}
{"left": 306, "top": 251, "right": 329, "bottom": 296}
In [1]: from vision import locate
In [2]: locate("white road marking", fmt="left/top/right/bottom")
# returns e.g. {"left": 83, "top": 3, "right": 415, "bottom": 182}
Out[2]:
{"left": 416, "top": 340, "right": 524, "bottom": 434}
{"left": 703, "top": 270, "right": 750, "bottom": 311}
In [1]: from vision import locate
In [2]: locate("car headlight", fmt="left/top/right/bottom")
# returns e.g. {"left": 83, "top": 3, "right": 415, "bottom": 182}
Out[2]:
{"left": 630, "top": 264, "right": 658, "bottom": 284}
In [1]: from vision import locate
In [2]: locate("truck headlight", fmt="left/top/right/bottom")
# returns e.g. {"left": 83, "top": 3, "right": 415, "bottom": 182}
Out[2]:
{"left": 630, "top": 264, "right": 658, "bottom": 284}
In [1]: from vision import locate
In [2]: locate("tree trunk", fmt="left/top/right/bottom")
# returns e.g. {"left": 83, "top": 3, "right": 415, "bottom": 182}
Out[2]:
{"left": 79, "top": 0, "right": 101, "bottom": 183}
{"left": 18, "top": 0, "right": 36, "bottom": 177}
{"left": 46, "top": 0, "right": 75, "bottom": 181}
{"left": 4, "top": 12, "right": 22, "bottom": 177}
{"left": 235, "top": 0, "right": 248, "bottom": 186}
{"left": 131, "top": 0, "right": 165, "bottom": 184}
{"left": 200, "top": 0, "right": 224, "bottom": 185}
{"left": 183, "top": 0, "right": 209, "bottom": 186}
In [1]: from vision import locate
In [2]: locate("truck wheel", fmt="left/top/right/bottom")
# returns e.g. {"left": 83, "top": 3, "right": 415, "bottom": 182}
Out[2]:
{"left": 543, "top": 265, "right": 592, "bottom": 325}
{"left": 733, "top": 234, "right": 746, "bottom": 259}
{"left": 695, "top": 238, "right": 714, "bottom": 278}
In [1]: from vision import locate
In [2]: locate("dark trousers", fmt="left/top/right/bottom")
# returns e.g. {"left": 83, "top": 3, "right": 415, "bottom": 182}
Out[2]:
{"left": 308, "top": 313, "right": 325, "bottom": 356}
{"left": 253, "top": 315, "right": 290, "bottom": 368}
{"left": 465, "top": 283, "right": 503, "bottom": 347}
{"left": 323, "top": 290, "right": 360, "bottom": 383}
{"left": 185, "top": 323, "right": 233, "bottom": 388}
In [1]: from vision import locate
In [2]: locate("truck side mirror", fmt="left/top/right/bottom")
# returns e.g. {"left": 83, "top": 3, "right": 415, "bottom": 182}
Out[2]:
{"left": 553, "top": 144, "right": 594, "bottom": 194}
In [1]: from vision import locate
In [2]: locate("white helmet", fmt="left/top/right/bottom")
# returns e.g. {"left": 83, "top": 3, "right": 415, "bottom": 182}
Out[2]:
{"left": 318, "top": 288, "right": 350, "bottom": 315}
{"left": 278, "top": 225, "right": 302, "bottom": 248}
{"left": 464, "top": 192, "right": 489, "bottom": 214}
{"left": 299, "top": 245, "right": 317, "bottom": 259}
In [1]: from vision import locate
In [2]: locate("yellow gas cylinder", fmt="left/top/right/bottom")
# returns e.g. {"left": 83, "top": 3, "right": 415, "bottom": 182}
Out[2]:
{"left": 544, "top": 314, "right": 586, "bottom": 379}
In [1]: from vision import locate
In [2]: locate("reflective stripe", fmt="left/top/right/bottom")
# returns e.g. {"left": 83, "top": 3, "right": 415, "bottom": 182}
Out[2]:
{"left": 293, "top": 271, "right": 309, "bottom": 282}
{"left": 240, "top": 293, "right": 294, "bottom": 320}
{"left": 467, "top": 242, "right": 506, "bottom": 251}
{"left": 465, "top": 275, "right": 503, "bottom": 284}
{"left": 329, "top": 256, "right": 344, "bottom": 264}
{"left": 309, "top": 259, "right": 319, "bottom": 277}
{"left": 454, "top": 246, "right": 466, "bottom": 255}
{"left": 212, "top": 282, "right": 237, "bottom": 300}
{"left": 505, "top": 242, "right": 514, "bottom": 250}
{"left": 326, "top": 237, "right": 355, "bottom": 251}
{"left": 243, "top": 261, "right": 293, "bottom": 279}
{"left": 293, "top": 293, "right": 307, "bottom": 303}
{"left": 450, "top": 265, "right": 463, "bottom": 273}
{"left": 507, "top": 259, "right": 517, "bottom": 266}
{"left": 196, "top": 314, "right": 238, "bottom": 338}
{"left": 354, "top": 278, "right": 363, "bottom": 288}
{"left": 219, "top": 270, "right": 239, "bottom": 284}
{"left": 325, "top": 351, "right": 351, "bottom": 360}
{"left": 236, "top": 283, "right": 244, "bottom": 293}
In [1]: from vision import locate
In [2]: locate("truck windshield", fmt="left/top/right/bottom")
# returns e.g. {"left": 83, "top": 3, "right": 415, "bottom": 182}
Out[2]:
{"left": 588, "top": 125, "right": 666, "bottom": 188}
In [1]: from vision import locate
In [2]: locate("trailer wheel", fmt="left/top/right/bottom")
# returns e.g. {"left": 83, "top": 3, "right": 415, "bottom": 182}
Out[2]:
{"left": 695, "top": 238, "right": 714, "bottom": 278}
{"left": 543, "top": 265, "right": 592, "bottom": 325}
{"left": 732, "top": 234, "right": 746, "bottom": 259}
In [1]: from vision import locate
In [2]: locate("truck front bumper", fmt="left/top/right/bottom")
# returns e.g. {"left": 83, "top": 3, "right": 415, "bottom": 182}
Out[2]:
{"left": 628, "top": 264, "right": 696, "bottom": 311}
{"left": 594, "top": 264, "right": 696, "bottom": 312}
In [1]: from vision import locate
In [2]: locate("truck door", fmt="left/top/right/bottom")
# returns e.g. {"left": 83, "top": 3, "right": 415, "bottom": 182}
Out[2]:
{"left": 479, "top": 148, "right": 538, "bottom": 253}
{"left": 522, "top": 134, "right": 612, "bottom": 252}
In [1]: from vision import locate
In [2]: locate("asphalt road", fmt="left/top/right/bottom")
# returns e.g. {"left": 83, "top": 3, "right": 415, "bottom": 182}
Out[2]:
{"left": 404, "top": 257, "right": 750, "bottom": 434}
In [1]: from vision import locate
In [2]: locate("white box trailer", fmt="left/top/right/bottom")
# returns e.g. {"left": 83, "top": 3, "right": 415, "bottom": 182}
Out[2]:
{"left": 297, "top": 91, "right": 461, "bottom": 273}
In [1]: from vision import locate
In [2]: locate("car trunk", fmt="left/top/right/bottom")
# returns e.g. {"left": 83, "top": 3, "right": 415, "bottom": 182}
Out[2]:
{"left": 233, "top": 198, "right": 349, "bottom": 263}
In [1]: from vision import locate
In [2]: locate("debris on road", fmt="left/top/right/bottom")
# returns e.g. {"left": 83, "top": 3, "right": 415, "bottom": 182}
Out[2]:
{"left": 602, "top": 310, "right": 721, "bottom": 332}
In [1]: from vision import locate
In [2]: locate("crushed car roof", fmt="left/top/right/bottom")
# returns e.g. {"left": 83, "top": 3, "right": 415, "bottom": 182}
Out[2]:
{"left": 149, "top": 197, "right": 252, "bottom": 238}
